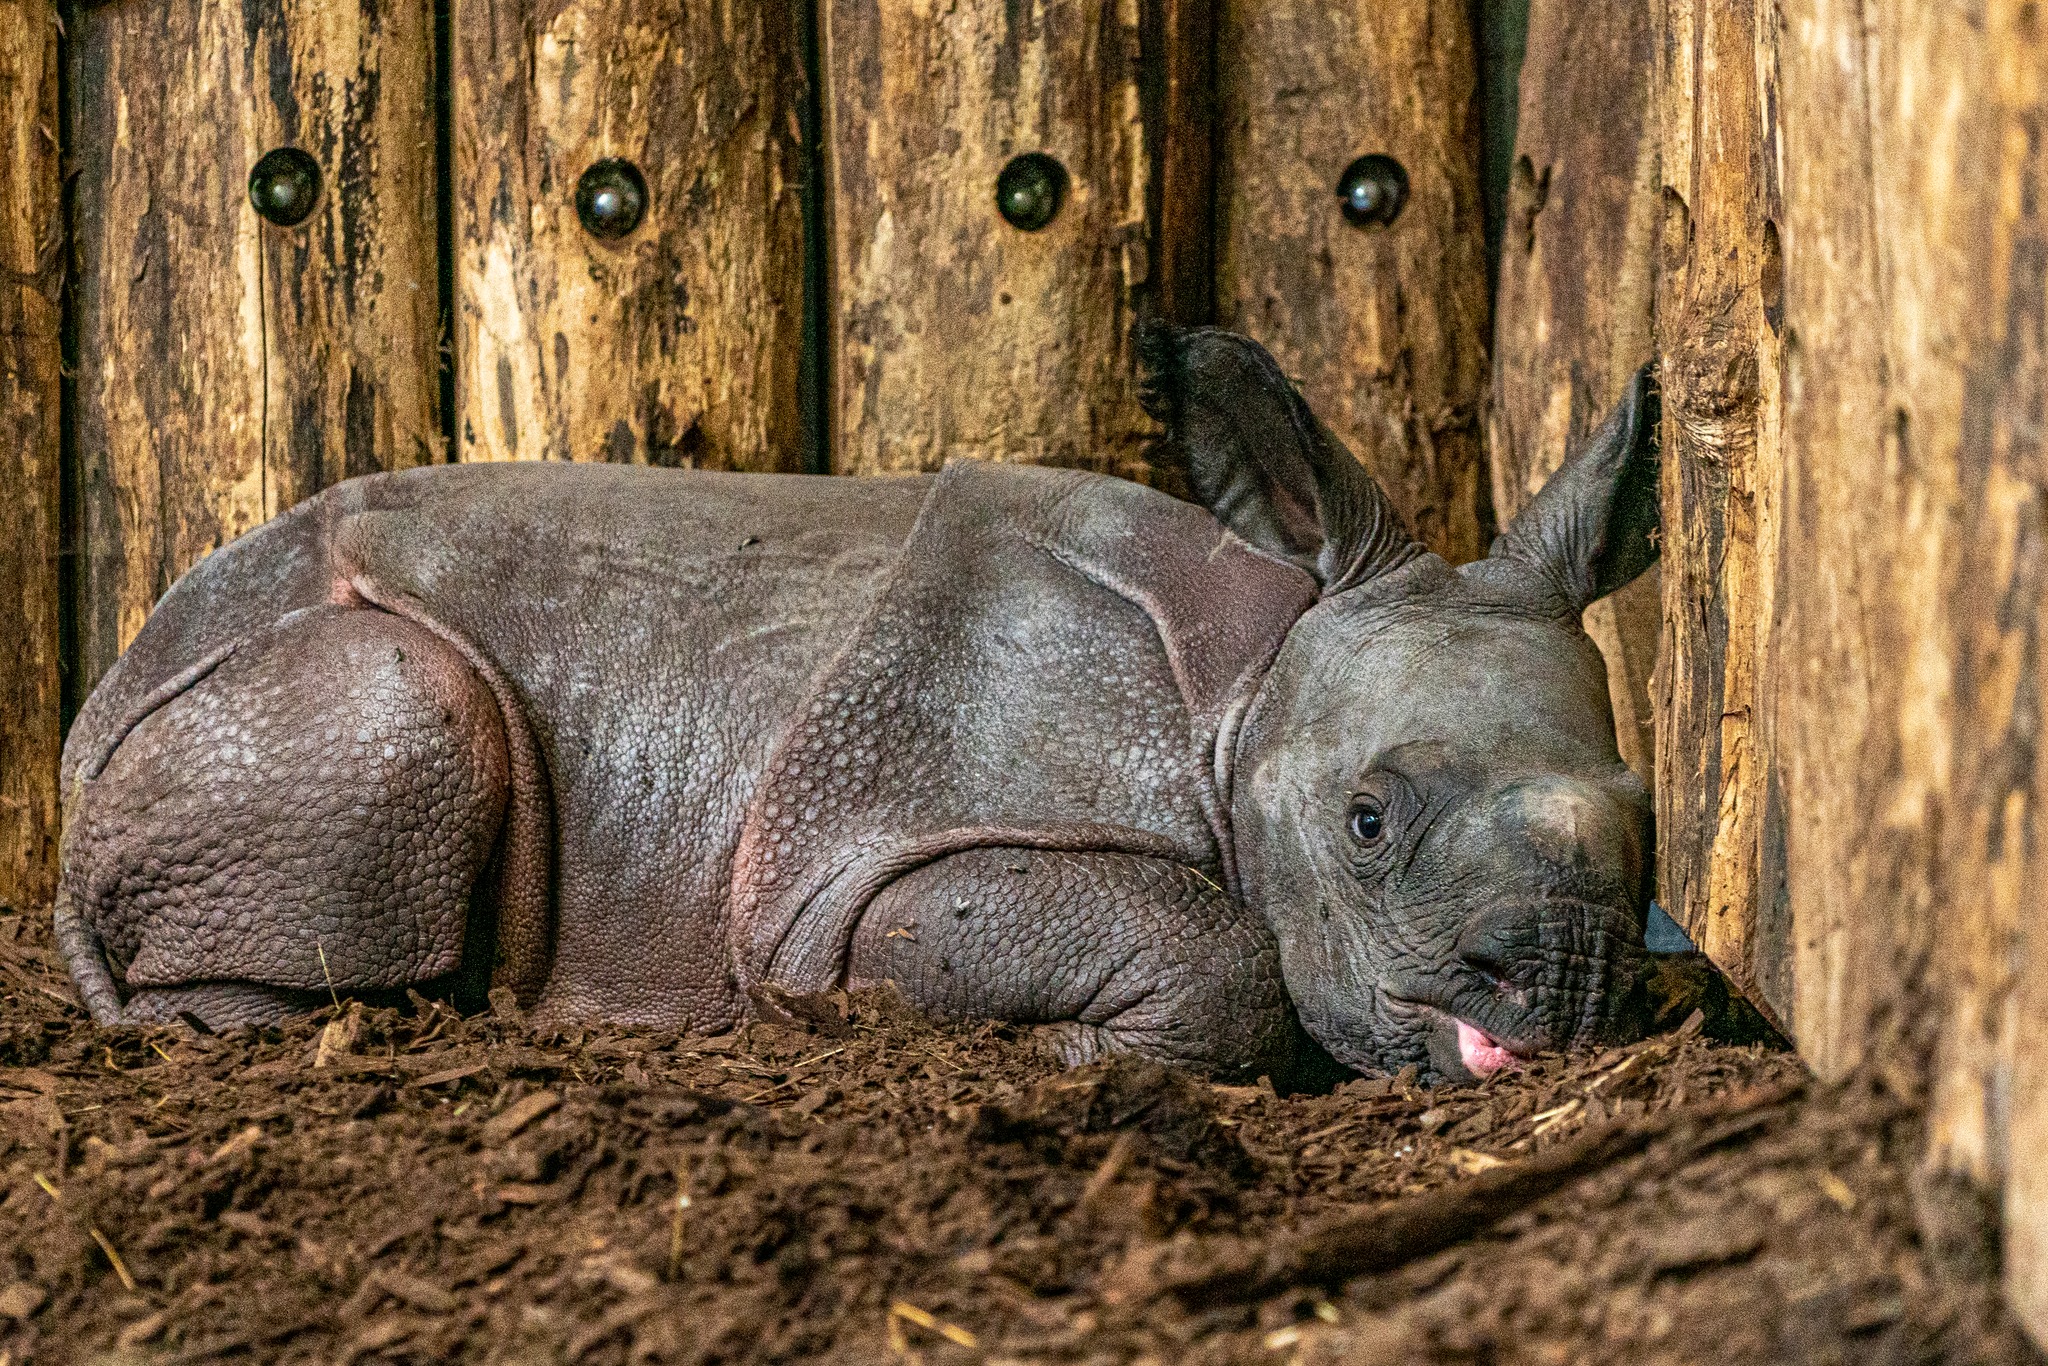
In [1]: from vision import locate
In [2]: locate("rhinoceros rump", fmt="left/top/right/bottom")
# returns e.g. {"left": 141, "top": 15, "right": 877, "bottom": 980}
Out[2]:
{"left": 54, "top": 328, "right": 1659, "bottom": 1085}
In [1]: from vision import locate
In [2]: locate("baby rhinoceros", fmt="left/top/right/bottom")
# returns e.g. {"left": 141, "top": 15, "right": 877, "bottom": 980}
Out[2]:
{"left": 56, "top": 327, "right": 1660, "bottom": 1086}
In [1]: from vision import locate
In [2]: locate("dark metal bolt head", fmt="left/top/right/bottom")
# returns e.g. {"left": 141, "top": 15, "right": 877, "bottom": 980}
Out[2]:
{"left": 576, "top": 159, "right": 649, "bottom": 240}
{"left": 248, "top": 148, "right": 321, "bottom": 228}
{"left": 1336, "top": 154, "right": 1409, "bottom": 229}
{"left": 995, "top": 152, "right": 1067, "bottom": 232}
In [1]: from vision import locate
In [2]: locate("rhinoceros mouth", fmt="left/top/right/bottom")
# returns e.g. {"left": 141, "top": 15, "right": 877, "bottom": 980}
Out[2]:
{"left": 1382, "top": 996, "right": 1537, "bottom": 1080}
{"left": 1452, "top": 1018, "right": 1522, "bottom": 1076}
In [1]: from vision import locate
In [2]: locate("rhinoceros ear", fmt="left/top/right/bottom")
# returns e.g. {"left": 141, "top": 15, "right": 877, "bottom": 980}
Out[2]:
{"left": 1137, "top": 324, "right": 1422, "bottom": 593}
{"left": 1492, "top": 364, "right": 1662, "bottom": 611}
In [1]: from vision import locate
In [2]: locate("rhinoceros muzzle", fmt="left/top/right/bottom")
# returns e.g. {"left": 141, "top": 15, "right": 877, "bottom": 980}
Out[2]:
{"left": 1385, "top": 897, "right": 1648, "bottom": 1079}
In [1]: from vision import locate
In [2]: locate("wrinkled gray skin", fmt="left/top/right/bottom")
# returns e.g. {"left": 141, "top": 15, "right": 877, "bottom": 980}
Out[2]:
{"left": 55, "top": 328, "right": 1659, "bottom": 1085}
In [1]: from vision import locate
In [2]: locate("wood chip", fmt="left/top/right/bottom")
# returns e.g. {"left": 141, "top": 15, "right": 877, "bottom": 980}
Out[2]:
{"left": 116, "top": 1307, "right": 169, "bottom": 1347}
{"left": 1074, "top": 1130, "right": 1138, "bottom": 1215}
{"left": 207, "top": 1125, "right": 263, "bottom": 1165}
{"left": 480, "top": 1090, "right": 561, "bottom": 1144}
{"left": 0, "top": 1067, "right": 62, "bottom": 1095}
{"left": 889, "top": 1299, "right": 978, "bottom": 1348}
{"left": 372, "top": 1269, "right": 457, "bottom": 1315}
{"left": 89, "top": 1226, "right": 138, "bottom": 1291}
{"left": 0, "top": 1281, "right": 46, "bottom": 1320}
{"left": 413, "top": 1061, "right": 487, "bottom": 1089}
{"left": 1446, "top": 1148, "right": 1505, "bottom": 1176}
{"left": 494, "top": 1183, "right": 553, "bottom": 1206}
{"left": 1817, "top": 1170, "right": 1857, "bottom": 1211}
{"left": 790, "top": 1085, "right": 837, "bottom": 1117}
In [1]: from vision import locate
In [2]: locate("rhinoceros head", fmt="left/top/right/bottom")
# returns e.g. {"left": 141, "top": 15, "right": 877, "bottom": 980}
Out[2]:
{"left": 1141, "top": 327, "right": 1659, "bottom": 1083}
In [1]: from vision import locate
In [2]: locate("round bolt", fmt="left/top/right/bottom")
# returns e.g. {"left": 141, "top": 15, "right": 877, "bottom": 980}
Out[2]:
{"left": 1335, "top": 154, "right": 1409, "bottom": 229}
{"left": 248, "top": 148, "right": 321, "bottom": 228}
{"left": 994, "top": 152, "right": 1067, "bottom": 232}
{"left": 576, "top": 159, "right": 649, "bottom": 240}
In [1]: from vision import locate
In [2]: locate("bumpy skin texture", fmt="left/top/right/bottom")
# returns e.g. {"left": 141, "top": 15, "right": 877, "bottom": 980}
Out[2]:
{"left": 849, "top": 848, "right": 1296, "bottom": 1080}
{"left": 59, "top": 328, "right": 1666, "bottom": 1086}
{"left": 63, "top": 463, "right": 929, "bottom": 1031}
{"left": 731, "top": 460, "right": 1312, "bottom": 999}
{"left": 72, "top": 607, "right": 506, "bottom": 995}
{"left": 59, "top": 459, "right": 1314, "bottom": 1078}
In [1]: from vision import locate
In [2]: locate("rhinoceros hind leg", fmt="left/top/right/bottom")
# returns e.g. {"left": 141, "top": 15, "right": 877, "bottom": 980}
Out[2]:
{"left": 121, "top": 982, "right": 332, "bottom": 1029}
{"left": 64, "top": 605, "right": 514, "bottom": 1030}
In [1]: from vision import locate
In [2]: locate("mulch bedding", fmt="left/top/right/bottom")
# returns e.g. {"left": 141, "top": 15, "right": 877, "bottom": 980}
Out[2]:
{"left": 0, "top": 906, "right": 2037, "bottom": 1366}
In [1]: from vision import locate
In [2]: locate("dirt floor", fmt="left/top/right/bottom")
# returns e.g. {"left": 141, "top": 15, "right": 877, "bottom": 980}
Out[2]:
{"left": 0, "top": 906, "right": 2039, "bottom": 1365}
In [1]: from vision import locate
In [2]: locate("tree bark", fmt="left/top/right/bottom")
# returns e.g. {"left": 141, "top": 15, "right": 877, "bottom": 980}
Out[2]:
{"left": 1771, "top": 0, "right": 2048, "bottom": 1337}
{"left": 0, "top": 0, "right": 62, "bottom": 911}
{"left": 822, "top": 0, "right": 1199, "bottom": 481}
{"left": 1651, "top": 0, "right": 1785, "bottom": 1022}
{"left": 1214, "top": 0, "right": 1492, "bottom": 564}
{"left": 1489, "top": 0, "right": 1661, "bottom": 786}
{"left": 452, "top": 0, "right": 807, "bottom": 468}
{"left": 70, "top": 0, "right": 439, "bottom": 688}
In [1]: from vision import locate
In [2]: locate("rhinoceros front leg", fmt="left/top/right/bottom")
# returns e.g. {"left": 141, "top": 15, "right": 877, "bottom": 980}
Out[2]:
{"left": 847, "top": 847, "right": 1304, "bottom": 1082}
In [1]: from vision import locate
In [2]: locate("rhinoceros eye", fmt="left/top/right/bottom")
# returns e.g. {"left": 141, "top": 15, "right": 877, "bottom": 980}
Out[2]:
{"left": 1348, "top": 799, "right": 1386, "bottom": 844}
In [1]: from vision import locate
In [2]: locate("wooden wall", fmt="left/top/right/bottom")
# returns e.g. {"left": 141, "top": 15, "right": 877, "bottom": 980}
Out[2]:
{"left": 1487, "top": 0, "right": 1661, "bottom": 788}
{"left": 1629, "top": 0, "right": 2048, "bottom": 1343}
{"left": 1215, "top": 0, "right": 1491, "bottom": 564}
{"left": 0, "top": 0, "right": 63, "bottom": 916}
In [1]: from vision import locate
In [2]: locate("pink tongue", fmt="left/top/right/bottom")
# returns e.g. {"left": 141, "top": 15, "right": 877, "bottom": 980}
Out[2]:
{"left": 1455, "top": 1020, "right": 1519, "bottom": 1077}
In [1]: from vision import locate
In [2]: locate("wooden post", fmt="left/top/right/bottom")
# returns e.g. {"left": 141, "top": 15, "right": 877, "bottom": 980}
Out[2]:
{"left": 1488, "top": 0, "right": 1661, "bottom": 788}
{"left": 452, "top": 0, "right": 808, "bottom": 469}
{"left": 1651, "top": 0, "right": 1785, "bottom": 1019}
{"left": 0, "top": 0, "right": 62, "bottom": 911}
{"left": 69, "top": 0, "right": 439, "bottom": 689}
{"left": 822, "top": 0, "right": 1199, "bottom": 481}
{"left": 1213, "top": 0, "right": 1492, "bottom": 564}
{"left": 1653, "top": 0, "right": 2048, "bottom": 1342}
{"left": 1771, "top": 0, "right": 2048, "bottom": 1332}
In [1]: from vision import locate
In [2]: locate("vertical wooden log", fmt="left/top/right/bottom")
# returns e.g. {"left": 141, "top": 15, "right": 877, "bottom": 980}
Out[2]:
{"left": 1651, "top": 0, "right": 1785, "bottom": 1018}
{"left": 0, "top": 0, "right": 62, "bottom": 910}
{"left": 70, "top": 0, "right": 438, "bottom": 688}
{"left": 453, "top": 0, "right": 807, "bottom": 468}
{"left": 1214, "top": 0, "right": 1491, "bottom": 564}
{"left": 72, "top": 0, "right": 265, "bottom": 688}
{"left": 824, "top": 0, "right": 1177, "bottom": 480}
{"left": 1656, "top": 0, "right": 2048, "bottom": 1340}
{"left": 1771, "top": 0, "right": 1915, "bottom": 1082}
{"left": 259, "top": 0, "right": 444, "bottom": 508}
{"left": 1983, "top": 7, "right": 2048, "bottom": 1337}
{"left": 1147, "top": 0, "right": 1213, "bottom": 328}
{"left": 1769, "top": 2, "right": 2048, "bottom": 1341}
{"left": 1488, "top": 0, "right": 1661, "bottom": 786}
{"left": 1815, "top": 0, "right": 2048, "bottom": 1329}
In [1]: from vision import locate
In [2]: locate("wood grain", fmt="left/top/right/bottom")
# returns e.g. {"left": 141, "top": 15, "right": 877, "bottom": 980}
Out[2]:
{"left": 1488, "top": 0, "right": 1660, "bottom": 786}
{"left": 1214, "top": 0, "right": 1491, "bottom": 564}
{"left": 69, "top": 0, "right": 439, "bottom": 688}
{"left": 823, "top": 0, "right": 1181, "bottom": 481}
{"left": 259, "top": 0, "right": 443, "bottom": 508}
{"left": 0, "top": 0, "right": 62, "bottom": 910}
{"left": 453, "top": 0, "right": 807, "bottom": 468}
{"left": 1652, "top": 0, "right": 2048, "bottom": 1339}
{"left": 1650, "top": 0, "right": 1785, "bottom": 1021}
{"left": 1770, "top": 0, "right": 2048, "bottom": 1334}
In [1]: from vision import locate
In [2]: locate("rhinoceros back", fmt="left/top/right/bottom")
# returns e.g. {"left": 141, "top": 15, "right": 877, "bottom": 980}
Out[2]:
{"left": 732, "top": 460, "right": 1319, "bottom": 995}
